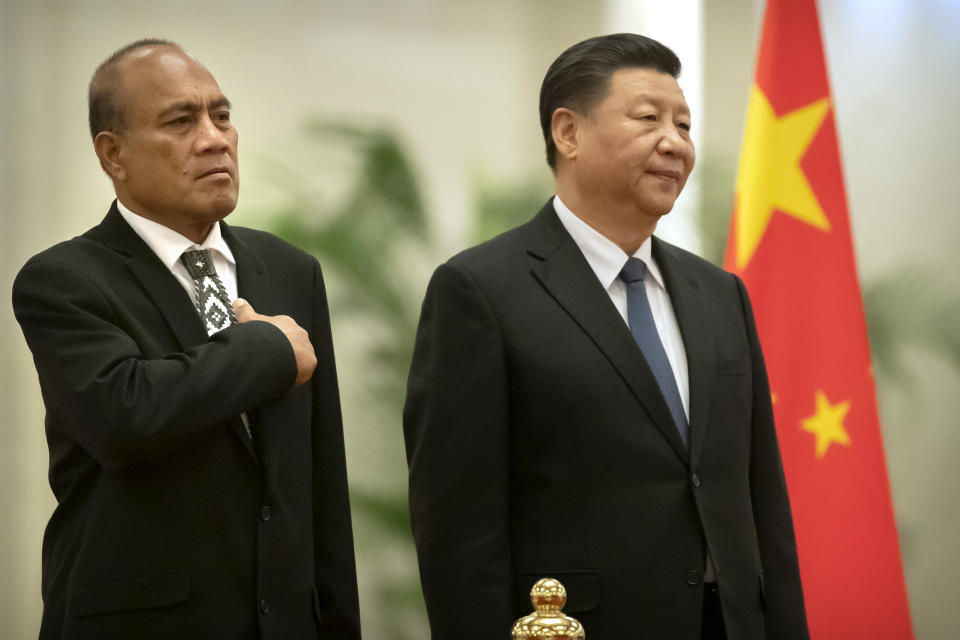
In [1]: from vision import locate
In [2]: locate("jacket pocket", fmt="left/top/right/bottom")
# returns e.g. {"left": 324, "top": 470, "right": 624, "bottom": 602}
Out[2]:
{"left": 71, "top": 569, "right": 190, "bottom": 617}
{"left": 514, "top": 569, "right": 601, "bottom": 614}
{"left": 716, "top": 355, "right": 750, "bottom": 375}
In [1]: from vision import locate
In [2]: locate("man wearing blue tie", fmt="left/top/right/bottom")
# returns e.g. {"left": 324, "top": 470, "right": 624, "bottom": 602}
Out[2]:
{"left": 403, "top": 33, "right": 808, "bottom": 639}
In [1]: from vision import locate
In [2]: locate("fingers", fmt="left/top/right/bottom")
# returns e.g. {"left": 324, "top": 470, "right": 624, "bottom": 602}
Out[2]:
{"left": 293, "top": 341, "right": 318, "bottom": 386}
{"left": 230, "top": 299, "right": 316, "bottom": 385}
{"left": 232, "top": 298, "right": 256, "bottom": 323}
{"left": 277, "top": 317, "right": 316, "bottom": 386}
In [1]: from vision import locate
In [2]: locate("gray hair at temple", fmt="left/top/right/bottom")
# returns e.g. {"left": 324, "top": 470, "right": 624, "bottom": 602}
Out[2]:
{"left": 538, "top": 33, "right": 682, "bottom": 169}
{"left": 87, "top": 37, "right": 180, "bottom": 140}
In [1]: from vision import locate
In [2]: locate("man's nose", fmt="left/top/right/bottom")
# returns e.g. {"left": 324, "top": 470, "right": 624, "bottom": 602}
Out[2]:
{"left": 195, "top": 114, "right": 231, "bottom": 154}
{"left": 657, "top": 125, "right": 690, "bottom": 158}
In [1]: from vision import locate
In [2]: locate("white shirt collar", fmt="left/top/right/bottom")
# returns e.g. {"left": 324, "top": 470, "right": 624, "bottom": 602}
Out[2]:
{"left": 552, "top": 195, "right": 665, "bottom": 290}
{"left": 115, "top": 199, "right": 236, "bottom": 270}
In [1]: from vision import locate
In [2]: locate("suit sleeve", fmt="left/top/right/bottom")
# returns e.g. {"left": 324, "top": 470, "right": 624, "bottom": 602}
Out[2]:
{"left": 738, "top": 276, "right": 810, "bottom": 638}
{"left": 307, "top": 259, "right": 361, "bottom": 639}
{"left": 11, "top": 256, "right": 297, "bottom": 470}
{"left": 403, "top": 261, "right": 514, "bottom": 639}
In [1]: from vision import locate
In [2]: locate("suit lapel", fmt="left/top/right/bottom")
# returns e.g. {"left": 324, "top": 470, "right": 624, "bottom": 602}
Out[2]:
{"left": 95, "top": 203, "right": 208, "bottom": 349}
{"left": 222, "top": 223, "right": 269, "bottom": 312}
{"left": 526, "top": 203, "right": 688, "bottom": 463}
{"left": 653, "top": 238, "right": 716, "bottom": 469}
{"left": 222, "top": 223, "right": 273, "bottom": 466}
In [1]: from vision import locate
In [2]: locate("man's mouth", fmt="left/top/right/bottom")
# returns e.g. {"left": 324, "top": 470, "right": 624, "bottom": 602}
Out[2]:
{"left": 648, "top": 169, "right": 681, "bottom": 181}
{"left": 198, "top": 167, "right": 232, "bottom": 179}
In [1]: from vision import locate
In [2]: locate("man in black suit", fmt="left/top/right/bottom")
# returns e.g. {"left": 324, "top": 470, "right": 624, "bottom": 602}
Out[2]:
{"left": 12, "top": 39, "right": 360, "bottom": 639}
{"left": 404, "top": 34, "right": 808, "bottom": 639}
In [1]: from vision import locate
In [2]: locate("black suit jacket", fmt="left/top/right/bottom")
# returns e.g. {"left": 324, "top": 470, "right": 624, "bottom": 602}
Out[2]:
{"left": 12, "top": 203, "right": 361, "bottom": 640}
{"left": 403, "top": 201, "right": 808, "bottom": 639}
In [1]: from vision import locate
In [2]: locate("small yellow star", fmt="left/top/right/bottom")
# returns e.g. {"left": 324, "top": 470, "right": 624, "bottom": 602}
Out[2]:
{"left": 733, "top": 86, "right": 832, "bottom": 269}
{"left": 801, "top": 390, "right": 852, "bottom": 458}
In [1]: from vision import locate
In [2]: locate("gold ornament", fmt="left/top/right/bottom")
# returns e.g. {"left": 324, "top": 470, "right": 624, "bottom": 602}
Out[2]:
{"left": 511, "top": 578, "right": 585, "bottom": 639}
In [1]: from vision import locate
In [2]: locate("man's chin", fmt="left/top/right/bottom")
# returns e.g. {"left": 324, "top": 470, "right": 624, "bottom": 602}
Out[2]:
{"left": 630, "top": 203, "right": 675, "bottom": 220}
{"left": 196, "top": 193, "right": 239, "bottom": 220}
{"left": 637, "top": 195, "right": 680, "bottom": 219}
{"left": 628, "top": 187, "right": 681, "bottom": 219}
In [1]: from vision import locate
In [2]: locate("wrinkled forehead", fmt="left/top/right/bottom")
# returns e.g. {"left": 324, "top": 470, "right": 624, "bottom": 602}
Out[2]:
{"left": 121, "top": 45, "right": 197, "bottom": 78}
{"left": 610, "top": 67, "right": 690, "bottom": 111}
{"left": 117, "top": 46, "right": 222, "bottom": 113}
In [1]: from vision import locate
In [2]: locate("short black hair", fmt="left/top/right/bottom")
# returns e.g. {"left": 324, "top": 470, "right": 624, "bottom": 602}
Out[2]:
{"left": 539, "top": 33, "right": 681, "bottom": 169}
{"left": 88, "top": 38, "right": 180, "bottom": 140}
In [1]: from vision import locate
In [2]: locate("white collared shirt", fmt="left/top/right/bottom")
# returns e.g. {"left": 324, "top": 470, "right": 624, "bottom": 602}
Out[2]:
{"left": 116, "top": 199, "right": 239, "bottom": 306}
{"left": 553, "top": 195, "right": 690, "bottom": 421}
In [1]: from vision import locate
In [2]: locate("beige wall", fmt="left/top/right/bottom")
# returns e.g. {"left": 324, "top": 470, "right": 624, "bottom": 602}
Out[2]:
{"left": 3, "top": 0, "right": 958, "bottom": 637}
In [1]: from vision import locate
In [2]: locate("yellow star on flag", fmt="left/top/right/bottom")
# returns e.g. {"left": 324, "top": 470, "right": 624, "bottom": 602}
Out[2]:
{"left": 733, "top": 86, "right": 832, "bottom": 269}
{"left": 801, "top": 390, "right": 852, "bottom": 458}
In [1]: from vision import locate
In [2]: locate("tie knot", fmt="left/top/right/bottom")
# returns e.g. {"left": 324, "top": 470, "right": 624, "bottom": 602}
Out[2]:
{"left": 619, "top": 257, "right": 647, "bottom": 284}
{"left": 181, "top": 249, "right": 216, "bottom": 279}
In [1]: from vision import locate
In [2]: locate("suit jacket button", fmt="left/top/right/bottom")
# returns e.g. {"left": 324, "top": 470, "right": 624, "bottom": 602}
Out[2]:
{"left": 261, "top": 505, "right": 272, "bottom": 522}
{"left": 691, "top": 472, "right": 701, "bottom": 487}
{"left": 260, "top": 598, "right": 271, "bottom": 614}
{"left": 685, "top": 569, "right": 702, "bottom": 586}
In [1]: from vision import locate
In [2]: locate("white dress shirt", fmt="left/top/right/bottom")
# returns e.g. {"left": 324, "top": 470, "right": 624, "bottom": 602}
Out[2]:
{"left": 116, "top": 199, "right": 239, "bottom": 306}
{"left": 553, "top": 195, "right": 690, "bottom": 421}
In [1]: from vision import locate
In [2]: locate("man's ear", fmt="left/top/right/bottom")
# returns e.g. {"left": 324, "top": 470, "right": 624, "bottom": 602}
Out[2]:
{"left": 93, "top": 131, "right": 126, "bottom": 181}
{"left": 551, "top": 107, "right": 581, "bottom": 163}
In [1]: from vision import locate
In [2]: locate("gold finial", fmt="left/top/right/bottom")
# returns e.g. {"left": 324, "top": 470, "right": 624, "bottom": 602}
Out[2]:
{"left": 511, "top": 578, "right": 585, "bottom": 639}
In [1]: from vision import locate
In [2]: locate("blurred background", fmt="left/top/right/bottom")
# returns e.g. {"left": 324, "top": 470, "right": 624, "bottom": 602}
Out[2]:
{"left": 2, "top": 0, "right": 958, "bottom": 637}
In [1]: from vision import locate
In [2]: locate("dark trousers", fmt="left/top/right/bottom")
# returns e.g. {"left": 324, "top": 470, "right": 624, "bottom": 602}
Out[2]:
{"left": 701, "top": 583, "right": 727, "bottom": 640}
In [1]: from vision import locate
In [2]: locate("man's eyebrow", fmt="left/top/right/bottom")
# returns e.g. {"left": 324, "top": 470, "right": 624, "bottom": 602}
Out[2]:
{"left": 210, "top": 96, "right": 231, "bottom": 110}
{"left": 159, "top": 100, "right": 200, "bottom": 117}
{"left": 158, "top": 96, "right": 231, "bottom": 118}
{"left": 630, "top": 93, "right": 690, "bottom": 116}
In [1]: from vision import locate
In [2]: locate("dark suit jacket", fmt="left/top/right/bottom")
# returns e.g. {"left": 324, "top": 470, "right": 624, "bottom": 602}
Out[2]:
{"left": 12, "top": 203, "right": 361, "bottom": 640}
{"left": 403, "top": 201, "right": 808, "bottom": 639}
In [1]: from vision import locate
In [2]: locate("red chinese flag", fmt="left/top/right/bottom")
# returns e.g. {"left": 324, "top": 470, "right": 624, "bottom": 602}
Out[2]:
{"left": 724, "top": 0, "right": 913, "bottom": 636}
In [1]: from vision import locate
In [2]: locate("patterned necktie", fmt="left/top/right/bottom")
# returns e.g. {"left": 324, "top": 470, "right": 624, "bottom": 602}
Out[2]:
{"left": 180, "top": 249, "right": 237, "bottom": 336}
{"left": 619, "top": 257, "right": 689, "bottom": 446}
{"left": 180, "top": 249, "right": 252, "bottom": 439}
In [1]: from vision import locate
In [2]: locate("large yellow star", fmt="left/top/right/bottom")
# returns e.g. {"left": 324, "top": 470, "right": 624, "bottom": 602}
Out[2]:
{"left": 801, "top": 390, "right": 852, "bottom": 458}
{"left": 733, "top": 86, "right": 832, "bottom": 269}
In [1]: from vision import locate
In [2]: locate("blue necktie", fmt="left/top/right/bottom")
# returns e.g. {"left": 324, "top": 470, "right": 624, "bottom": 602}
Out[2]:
{"left": 620, "top": 257, "right": 688, "bottom": 446}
